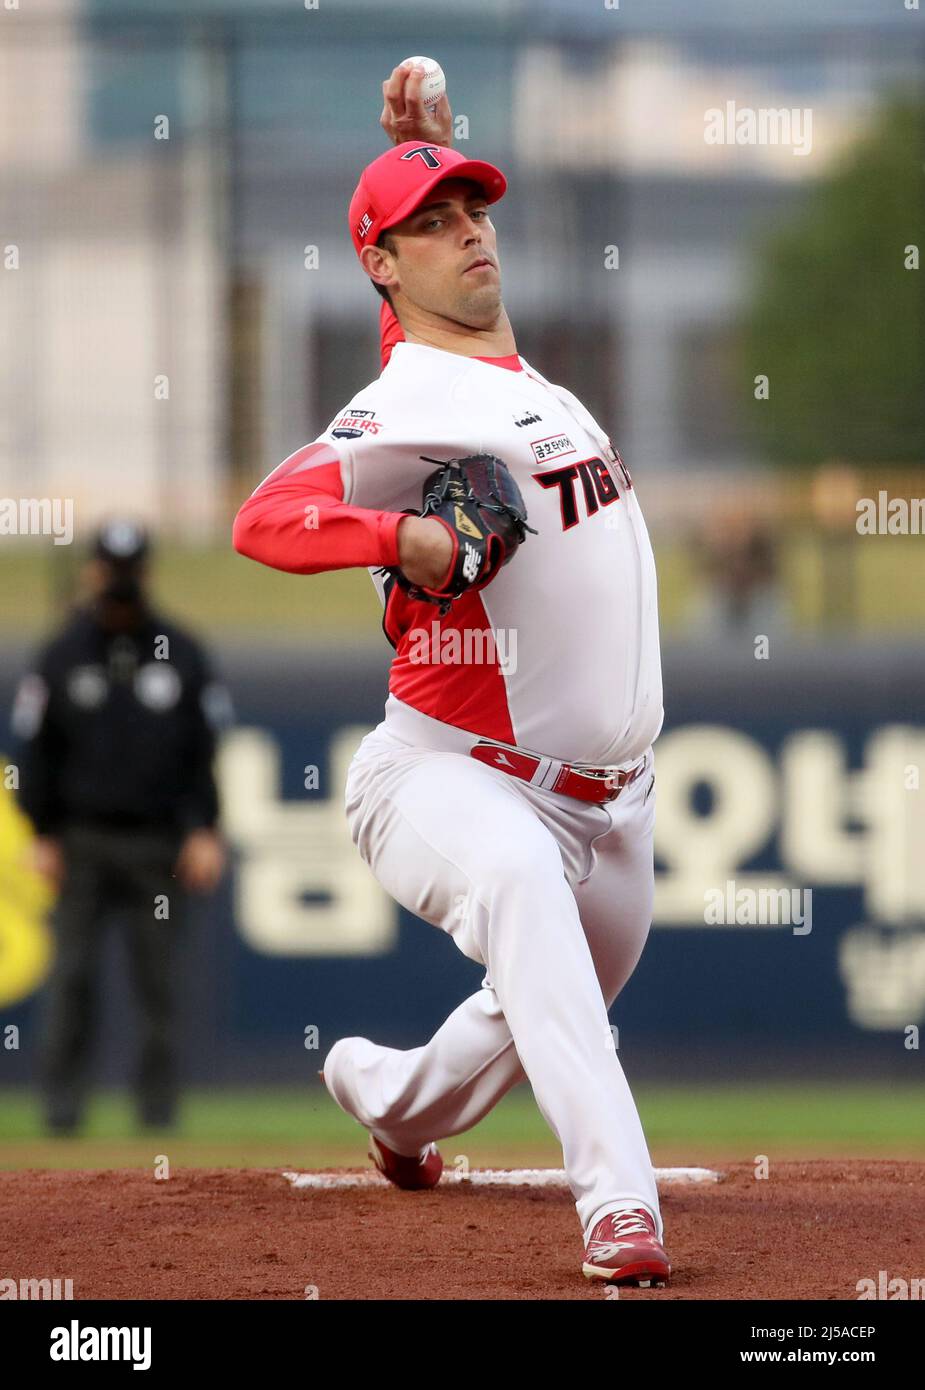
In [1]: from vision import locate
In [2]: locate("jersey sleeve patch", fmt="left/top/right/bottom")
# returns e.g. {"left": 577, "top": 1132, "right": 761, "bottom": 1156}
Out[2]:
{"left": 11, "top": 673, "right": 49, "bottom": 739}
{"left": 329, "top": 408, "right": 384, "bottom": 441}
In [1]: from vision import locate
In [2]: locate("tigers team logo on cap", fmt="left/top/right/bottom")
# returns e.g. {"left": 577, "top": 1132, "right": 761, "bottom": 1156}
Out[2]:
{"left": 348, "top": 141, "right": 507, "bottom": 258}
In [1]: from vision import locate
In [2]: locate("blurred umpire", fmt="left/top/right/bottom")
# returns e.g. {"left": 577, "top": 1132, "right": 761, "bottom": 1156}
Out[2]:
{"left": 11, "top": 521, "right": 231, "bottom": 1134}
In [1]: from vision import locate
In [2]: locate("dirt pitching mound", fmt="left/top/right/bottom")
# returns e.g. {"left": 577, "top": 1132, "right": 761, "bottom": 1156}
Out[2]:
{"left": 1, "top": 1161, "right": 922, "bottom": 1300}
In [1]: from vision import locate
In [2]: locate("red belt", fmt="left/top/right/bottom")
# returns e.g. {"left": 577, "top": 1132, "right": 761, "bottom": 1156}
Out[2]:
{"left": 469, "top": 739, "right": 646, "bottom": 805}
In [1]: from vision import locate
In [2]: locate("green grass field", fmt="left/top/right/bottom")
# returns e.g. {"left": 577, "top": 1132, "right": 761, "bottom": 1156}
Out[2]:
{"left": 2, "top": 537, "right": 925, "bottom": 640}
{"left": 1, "top": 1082, "right": 922, "bottom": 1172}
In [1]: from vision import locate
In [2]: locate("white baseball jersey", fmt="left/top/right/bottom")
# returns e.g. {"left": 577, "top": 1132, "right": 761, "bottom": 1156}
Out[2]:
{"left": 234, "top": 337, "right": 667, "bottom": 1243}
{"left": 313, "top": 341, "right": 663, "bottom": 766}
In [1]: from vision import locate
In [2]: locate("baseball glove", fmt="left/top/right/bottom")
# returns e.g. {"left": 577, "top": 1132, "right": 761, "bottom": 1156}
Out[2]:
{"left": 390, "top": 453, "right": 536, "bottom": 615}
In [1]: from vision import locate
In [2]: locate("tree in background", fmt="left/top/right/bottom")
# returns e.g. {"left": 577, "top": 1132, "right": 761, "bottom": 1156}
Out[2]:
{"left": 744, "top": 97, "right": 925, "bottom": 468}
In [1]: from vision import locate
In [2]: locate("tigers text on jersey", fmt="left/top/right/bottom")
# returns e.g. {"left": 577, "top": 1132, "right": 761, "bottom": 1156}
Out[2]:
{"left": 234, "top": 340, "right": 663, "bottom": 767}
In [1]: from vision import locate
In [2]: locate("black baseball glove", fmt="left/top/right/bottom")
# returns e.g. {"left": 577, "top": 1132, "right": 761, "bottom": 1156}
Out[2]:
{"left": 389, "top": 453, "right": 536, "bottom": 615}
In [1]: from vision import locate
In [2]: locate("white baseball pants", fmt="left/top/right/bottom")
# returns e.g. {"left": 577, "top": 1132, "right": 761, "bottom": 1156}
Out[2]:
{"left": 323, "top": 694, "right": 662, "bottom": 1241}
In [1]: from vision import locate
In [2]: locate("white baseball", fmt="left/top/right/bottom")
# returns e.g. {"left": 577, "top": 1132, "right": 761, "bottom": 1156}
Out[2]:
{"left": 400, "top": 56, "right": 446, "bottom": 114}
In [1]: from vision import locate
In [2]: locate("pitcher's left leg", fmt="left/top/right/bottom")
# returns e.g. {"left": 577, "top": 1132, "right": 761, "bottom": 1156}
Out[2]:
{"left": 571, "top": 764, "right": 660, "bottom": 1238}
{"left": 326, "top": 779, "right": 658, "bottom": 1220}
{"left": 326, "top": 748, "right": 661, "bottom": 1236}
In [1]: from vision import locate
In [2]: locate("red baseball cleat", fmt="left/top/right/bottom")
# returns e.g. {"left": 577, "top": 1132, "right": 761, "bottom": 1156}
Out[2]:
{"left": 368, "top": 1134, "right": 443, "bottom": 1191}
{"left": 582, "top": 1207, "right": 671, "bottom": 1286}
{"left": 319, "top": 1068, "right": 443, "bottom": 1190}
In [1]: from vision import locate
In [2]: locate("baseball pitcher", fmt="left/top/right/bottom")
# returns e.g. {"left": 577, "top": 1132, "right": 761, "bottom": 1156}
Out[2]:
{"left": 233, "top": 65, "right": 670, "bottom": 1287}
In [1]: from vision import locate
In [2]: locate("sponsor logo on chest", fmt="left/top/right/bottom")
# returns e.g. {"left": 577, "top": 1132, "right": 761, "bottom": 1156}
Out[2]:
{"left": 529, "top": 434, "right": 576, "bottom": 465}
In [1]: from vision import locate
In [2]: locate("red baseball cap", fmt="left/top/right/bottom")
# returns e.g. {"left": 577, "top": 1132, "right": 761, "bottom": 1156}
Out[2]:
{"left": 349, "top": 141, "right": 507, "bottom": 258}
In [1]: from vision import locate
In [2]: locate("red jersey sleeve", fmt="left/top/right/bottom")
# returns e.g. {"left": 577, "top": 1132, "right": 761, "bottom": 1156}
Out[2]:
{"left": 232, "top": 442, "right": 404, "bottom": 575}
{"left": 379, "top": 299, "right": 404, "bottom": 370}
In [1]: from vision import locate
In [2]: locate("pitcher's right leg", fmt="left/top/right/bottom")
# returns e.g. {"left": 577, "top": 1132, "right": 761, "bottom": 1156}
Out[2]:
{"left": 329, "top": 747, "right": 661, "bottom": 1239}
{"left": 323, "top": 983, "right": 522, "bottom": 1156}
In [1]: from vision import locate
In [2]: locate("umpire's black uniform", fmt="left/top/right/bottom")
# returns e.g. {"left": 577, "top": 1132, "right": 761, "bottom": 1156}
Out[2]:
{"left": 13, "top": 523, "right": 229, "bottom": 1133}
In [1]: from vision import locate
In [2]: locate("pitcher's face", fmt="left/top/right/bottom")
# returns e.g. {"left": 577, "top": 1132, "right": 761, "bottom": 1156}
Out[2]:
{"left": 368, "top": 178, "right": 503, "bottom": 329}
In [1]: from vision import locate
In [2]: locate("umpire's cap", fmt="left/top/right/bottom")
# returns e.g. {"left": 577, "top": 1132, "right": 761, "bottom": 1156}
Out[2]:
{"left": 92, "top": 519, "right": 151, "bottom": 567}
{"left": 349, "top": 141, "right": 506, "bottom": 258}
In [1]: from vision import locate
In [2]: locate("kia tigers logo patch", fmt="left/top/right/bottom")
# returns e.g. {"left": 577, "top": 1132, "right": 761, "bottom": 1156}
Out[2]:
{"left": 331, "top": 409, "right": 382, "bottom": 440}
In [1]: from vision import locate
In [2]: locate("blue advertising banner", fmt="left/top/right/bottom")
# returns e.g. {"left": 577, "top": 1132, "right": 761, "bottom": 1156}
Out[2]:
{"left": 2, "top": 639, "right": 923, "bottom": 1086}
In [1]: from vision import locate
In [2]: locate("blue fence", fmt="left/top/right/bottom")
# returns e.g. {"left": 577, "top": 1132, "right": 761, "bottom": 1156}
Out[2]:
{"left": 2, "top": 639, "right": 924, "bottom": 1088}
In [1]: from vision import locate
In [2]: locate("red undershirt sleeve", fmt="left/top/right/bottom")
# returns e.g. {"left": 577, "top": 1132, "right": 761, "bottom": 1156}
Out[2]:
{"left": 232, "top": 442, "right": 404, "bottom": 575}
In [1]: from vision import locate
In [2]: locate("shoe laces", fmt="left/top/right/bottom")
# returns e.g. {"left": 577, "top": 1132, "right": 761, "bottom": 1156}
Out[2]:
{"left": 607, "top": 1208, "right": 653, "bottom": 1239}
